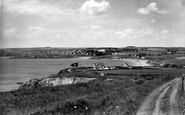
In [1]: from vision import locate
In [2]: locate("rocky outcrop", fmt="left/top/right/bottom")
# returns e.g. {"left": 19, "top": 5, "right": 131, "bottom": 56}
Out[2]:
{"left": 19, "top": 76, "right": 96, "bottom": 89}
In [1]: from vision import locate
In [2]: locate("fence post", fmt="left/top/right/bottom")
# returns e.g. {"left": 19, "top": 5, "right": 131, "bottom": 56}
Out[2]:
{"left": 182, "top": 74, "right": 185, "bottom": 95}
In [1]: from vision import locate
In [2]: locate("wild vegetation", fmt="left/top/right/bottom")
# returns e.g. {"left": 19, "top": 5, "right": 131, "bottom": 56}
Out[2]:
{"left": 177, "top": 81, "right": 185, "bottom": 114}
{"left": 0, "top": 70, "right": 180, "bottom": 115}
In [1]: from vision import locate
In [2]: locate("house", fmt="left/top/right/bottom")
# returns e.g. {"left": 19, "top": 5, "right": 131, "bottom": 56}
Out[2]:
{"left": 126, "top": 46, "right": 136, "bottom": 49}
{"left": 97, "top": 49, "right": 106, "bottom": 52}
{"left": 122, "top": 63, "right": 130, "bottom": 67}
{"left": 93, "top": 62, "right": 105, "bottom": 70}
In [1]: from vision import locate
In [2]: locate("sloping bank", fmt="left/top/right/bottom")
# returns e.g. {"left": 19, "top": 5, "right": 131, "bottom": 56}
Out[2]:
{"left": 19, "top": 76, "right": 96, "bottom": 89}
{"left": 19, "top": 68, "right": 97, "bottom": 89}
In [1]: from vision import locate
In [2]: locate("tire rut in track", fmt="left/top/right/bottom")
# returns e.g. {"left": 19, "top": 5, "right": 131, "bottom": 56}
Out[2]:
{"left": 169, "top": 81, "right": 181, "bottom": 115}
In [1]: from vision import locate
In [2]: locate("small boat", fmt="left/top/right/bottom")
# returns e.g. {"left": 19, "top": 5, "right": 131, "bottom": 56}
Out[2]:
{"left": 71, "top": 62, "right": 78, "bottom": 67}
{"left": 17, "top": 82, "right": 24, "bottom": 85}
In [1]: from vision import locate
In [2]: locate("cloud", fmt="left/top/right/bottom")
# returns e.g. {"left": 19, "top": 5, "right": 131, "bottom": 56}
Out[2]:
{"left": 28, "top": 27, "right": 45, "bottom": 32}
{"left": 3, "top": 28, "right": 17, "bottom": 37}
{"left": 115, "top": 28, "right": 154, "bottom": 38}
{"left": 53, "top": 34, "right": 63, "bottom": 39}
{"left": 182, "top": 0, "right": 185, "bottom": 7}
{"left": 173, "top": 34, "right": 185, "bottom": 47}
{"left": 150, "top": 19, "right": 157, "bottom": 23}
{"left": 115, "top": 28, "right": 135, "bottom": 38}
{"left": 79, "top": 0, "right": 111, "bottom": 15}
{"left": 65, "top": 12, "right": 74, "bottom": 16}
{"left": 4, "top": 28, "right": 17, "bottom": 34}
{"left": 137, "top": 2, "right": 168, "bottom": 15}
{"left": 28, "top": 27, "right": 45, "bottom": 37}
{"left": 4, "top": 0, "right": 64, "bottom": 15}
{"left": 90, "top": 25, "right": 101, "bottom": 29}
{"left": 161, "top": 29, "right": 169, "bottom": 35}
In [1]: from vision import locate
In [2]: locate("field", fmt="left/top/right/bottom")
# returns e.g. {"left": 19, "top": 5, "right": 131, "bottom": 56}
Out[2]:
{"left": 162, "top": 58, "right": 185, "bottom": 65}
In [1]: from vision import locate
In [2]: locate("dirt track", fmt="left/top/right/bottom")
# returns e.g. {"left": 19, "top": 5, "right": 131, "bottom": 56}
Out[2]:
{"left": 136, "top": 78, "right": 183, "bottom": 115}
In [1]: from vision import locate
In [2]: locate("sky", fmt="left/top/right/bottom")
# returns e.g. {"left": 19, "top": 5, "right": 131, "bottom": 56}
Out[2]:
{"left": 1, "top": 0, "right": 185, "bottom": 48}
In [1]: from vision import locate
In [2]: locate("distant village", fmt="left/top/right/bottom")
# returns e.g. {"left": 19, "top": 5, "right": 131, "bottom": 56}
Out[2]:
{"left": 1, "top": 46, "right": 184, "bottom": 60}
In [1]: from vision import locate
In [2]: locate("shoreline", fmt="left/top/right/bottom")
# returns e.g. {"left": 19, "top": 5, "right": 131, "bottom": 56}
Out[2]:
{"left": 0, "top": 58, "right": 153, "bottom": 92}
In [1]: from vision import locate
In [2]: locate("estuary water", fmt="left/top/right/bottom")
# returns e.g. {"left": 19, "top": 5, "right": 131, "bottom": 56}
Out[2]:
{"left": 0, "top": 57, "right": 151, "bottom": 92}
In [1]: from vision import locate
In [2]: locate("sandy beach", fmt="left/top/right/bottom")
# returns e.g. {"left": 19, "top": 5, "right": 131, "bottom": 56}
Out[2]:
{"left": 175, "top": 57, "right": 185, "bottom": 60}
{"left": 120, "top": 59, "right": 153, "bottom": 67}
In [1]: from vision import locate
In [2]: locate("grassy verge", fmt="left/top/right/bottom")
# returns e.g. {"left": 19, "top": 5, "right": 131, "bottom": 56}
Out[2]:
{"left": 0, "top": 72, "right": 177, "bottom": 115}
{"left": 177, "top": 81, "right": 185, "bottom": 114}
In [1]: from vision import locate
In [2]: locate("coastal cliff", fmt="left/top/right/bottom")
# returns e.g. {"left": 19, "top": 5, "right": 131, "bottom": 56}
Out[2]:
{"left": 19, "top": 76, "right": 96, "bottom": 89}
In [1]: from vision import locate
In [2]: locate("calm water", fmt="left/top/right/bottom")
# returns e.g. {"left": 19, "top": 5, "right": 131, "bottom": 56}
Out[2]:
{"left": 0, "top": 57, "right": 150, "bottom": 91}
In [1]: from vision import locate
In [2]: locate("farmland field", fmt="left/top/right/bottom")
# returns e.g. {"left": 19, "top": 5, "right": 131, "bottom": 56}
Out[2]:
{"left": 161, "top": 56, "right": 185, "bottom": 65}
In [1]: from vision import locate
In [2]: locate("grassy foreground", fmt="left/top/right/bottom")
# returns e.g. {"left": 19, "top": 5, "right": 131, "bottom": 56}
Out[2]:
{"left": 177, "top": 81, "right": 185, "bottom": 115}
{"left": 0, "top": 71, "right": 180, "bottom": 115}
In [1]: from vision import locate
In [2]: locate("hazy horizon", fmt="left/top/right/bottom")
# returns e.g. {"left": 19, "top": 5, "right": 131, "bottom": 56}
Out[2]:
{"left": 1, "top": 46, "right": 185, "bottom": 49}
{"left": 1, "top": 0, "right": 185, "bottom": 48}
